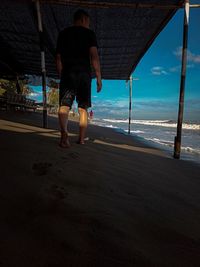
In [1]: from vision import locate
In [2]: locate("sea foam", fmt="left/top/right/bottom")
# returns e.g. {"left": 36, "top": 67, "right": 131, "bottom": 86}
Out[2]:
{"left": 102, "top": 119, "right": 200, "bottom": 130}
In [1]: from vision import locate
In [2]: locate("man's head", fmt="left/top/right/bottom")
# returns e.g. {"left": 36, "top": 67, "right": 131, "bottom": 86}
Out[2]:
{"left": 73, "top": 9, "right": 90, "bottom": 28}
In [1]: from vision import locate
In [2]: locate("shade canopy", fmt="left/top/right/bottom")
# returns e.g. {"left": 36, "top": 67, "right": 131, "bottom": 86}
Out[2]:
{"left": 0, "top": 0, "right": 184, "bottom": 80}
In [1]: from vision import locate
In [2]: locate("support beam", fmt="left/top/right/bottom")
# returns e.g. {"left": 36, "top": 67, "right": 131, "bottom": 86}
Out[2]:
{"left": 39, "top": 0, "right": 200, "bottom": 9}
{"left": 35, "top": 0, "right": 48, "bottom": 128}
{"left": 174, "top": 0, "right": 190, "bottom": 159}
{"left": 190, "top": 4, "right": 200, "bottom": 8}
{"left": 40, "top": 0, "right": 184, "bottom": 9}
{"left": 128, "top": 75, "right": 132, "bottom": 134}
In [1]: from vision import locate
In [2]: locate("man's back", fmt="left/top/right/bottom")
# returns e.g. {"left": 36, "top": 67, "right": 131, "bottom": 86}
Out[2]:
{"left": 56, "top": 9, "right": 102, "bottom": 147}
{"left": 56, "top": 26, "right": 97, "bottom": 73}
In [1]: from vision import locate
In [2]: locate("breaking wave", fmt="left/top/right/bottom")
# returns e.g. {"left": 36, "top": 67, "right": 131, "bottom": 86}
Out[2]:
{"left": 102, "top": 119, "right": 200, "bottom": 130}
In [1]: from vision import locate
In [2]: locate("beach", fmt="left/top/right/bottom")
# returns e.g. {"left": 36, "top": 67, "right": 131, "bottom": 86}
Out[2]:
{"left": 0, "top": 110, "right": 200, "bottom": 267}
{"left": 90, "top": 117, "right": 200, "bottom": 164}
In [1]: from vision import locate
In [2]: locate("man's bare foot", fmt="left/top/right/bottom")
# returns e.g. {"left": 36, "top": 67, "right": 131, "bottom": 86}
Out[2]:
{"left": 59, "top": 132, "right": 70, "bottom": 148}
{"left": 76, "top": 140, "right": 85, "bottom": 145}
{"left": 76, "top": 137, "right": 89, "bottom": 145}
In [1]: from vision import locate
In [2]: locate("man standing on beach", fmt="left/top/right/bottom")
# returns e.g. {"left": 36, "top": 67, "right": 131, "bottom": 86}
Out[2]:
{"left": 56, "top": 9, "right": 102, "bottom": 147}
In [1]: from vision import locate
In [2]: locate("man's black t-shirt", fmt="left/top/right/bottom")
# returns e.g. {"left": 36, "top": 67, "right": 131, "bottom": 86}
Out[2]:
{"left": 56, "top": 26, "right": 97, "bottom": 74}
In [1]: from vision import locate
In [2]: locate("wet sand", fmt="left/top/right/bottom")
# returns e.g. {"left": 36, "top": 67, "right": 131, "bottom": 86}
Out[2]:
{"left": 0, "top": 111, "right": 200, "bottom": 267}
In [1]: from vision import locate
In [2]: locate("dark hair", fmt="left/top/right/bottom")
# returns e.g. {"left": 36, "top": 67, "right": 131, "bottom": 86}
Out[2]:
{"left": 73, "top": 9, "right": 89, "bottom": 22}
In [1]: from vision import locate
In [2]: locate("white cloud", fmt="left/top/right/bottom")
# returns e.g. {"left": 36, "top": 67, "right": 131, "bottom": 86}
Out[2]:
{"left": 174, "top": 47, "right": 200, "bottom": 63}
{"left": 187, "top": 51, "right": 200, "bottom": 63}
{"left": 169, "top": 64, "right": 194, "bottom": 73}
{"left": 174, "top": 47, "right": 182, "bottom": 59}
{"left": 169, "top": 65, "right": 181, "bottom": 73}
{"left": 151, "top": 66, "right": 168, "bottom": 75}
{"left": 92, "top": 97, "right": 200, "bottom": 121}
{"left": 29, "top": 92, "right": 42, "bottom": 97}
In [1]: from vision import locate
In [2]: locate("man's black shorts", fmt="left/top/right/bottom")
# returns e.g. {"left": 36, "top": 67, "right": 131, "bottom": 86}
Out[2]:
{"left": 59, "top": 71, "right": 91, "bottom": 109}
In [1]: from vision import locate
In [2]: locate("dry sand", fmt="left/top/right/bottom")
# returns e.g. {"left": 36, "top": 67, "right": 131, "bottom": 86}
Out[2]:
{"left": 0, "top": 110, "right": 200, "bottom": 267}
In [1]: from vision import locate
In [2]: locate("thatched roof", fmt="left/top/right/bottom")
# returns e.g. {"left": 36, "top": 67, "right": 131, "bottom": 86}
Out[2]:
{"left": 0, "top": 0, "right": 184, "bottom": 80}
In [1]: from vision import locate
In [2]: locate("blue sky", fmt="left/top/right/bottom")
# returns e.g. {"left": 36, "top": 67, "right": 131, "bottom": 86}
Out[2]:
{"left": 31, "top": 3, "right": 200, "bottom": 122}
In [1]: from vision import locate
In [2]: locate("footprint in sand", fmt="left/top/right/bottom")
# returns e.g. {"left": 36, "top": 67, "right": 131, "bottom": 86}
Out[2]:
{"left": 32, "top": 162, "right": 52, "bottom": 176}
{"left": 49, "top": 184, "right": 68, "bottom": 200}
{"left": 68, "top": 152, "right": 79, "bottom": 159}
{"left": 62, "top": 152, "right": 79, "bottom": 161}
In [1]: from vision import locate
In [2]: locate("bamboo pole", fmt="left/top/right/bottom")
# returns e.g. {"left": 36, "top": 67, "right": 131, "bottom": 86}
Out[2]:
{"left": 174, "top": 0, "right": 190, "bottom": 159}
{"left": 128, "top": 75, "right": 132, "bottom": 134}
{"left": 35, "top": 0, "right": 48, "bottom": 128}
{"left": 38, "top": 0, "right": 200, "bottom": 9}
{"left": 190, "top": 4, "right": 200, "bottom": 8}
{"left": 40, "top": 0, "right": 184, "bottom": 9}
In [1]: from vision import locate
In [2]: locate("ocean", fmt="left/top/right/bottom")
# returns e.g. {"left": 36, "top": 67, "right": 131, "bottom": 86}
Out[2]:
{"left": 90, "top": 117, "right": 200, "bottom": 164}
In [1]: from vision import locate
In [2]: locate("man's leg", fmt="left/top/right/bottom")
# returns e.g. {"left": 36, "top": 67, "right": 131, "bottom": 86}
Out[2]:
{"left": 78, "top": 107, "right": 88, "bottom": 144}
{"left": 58, "top": 105, "right": 70, "bottom": 147}
{"left": 76, "top": 72, "right": 91, "bottom": 144}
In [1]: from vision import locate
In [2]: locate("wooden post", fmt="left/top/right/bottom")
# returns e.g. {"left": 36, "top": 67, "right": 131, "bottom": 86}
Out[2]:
{"left": 174, "top": 0, "right": 190, "bottom": 159}
{"left": 40, "top": 1, "right": 184, "bottom": 9}
{"left": 35, "top": 0, "right": 48, "bottom": 128}
{"left": 128, "top": 75, "right": 132, "bottom": 134}
{"left": 190, "top": 4, "right": 200, "bottom": 8}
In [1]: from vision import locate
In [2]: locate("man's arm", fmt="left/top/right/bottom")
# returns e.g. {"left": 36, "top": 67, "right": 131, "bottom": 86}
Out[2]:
{"left": 56, "top": 53, "right": 63, "bottom": 78}
{"left": 90, "top": 47, "right": 102, "bottom": 92}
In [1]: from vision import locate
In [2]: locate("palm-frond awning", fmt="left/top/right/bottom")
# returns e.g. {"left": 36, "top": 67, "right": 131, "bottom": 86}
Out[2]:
{"left": 0, "top": 0, "right": 184, "bottom": 80}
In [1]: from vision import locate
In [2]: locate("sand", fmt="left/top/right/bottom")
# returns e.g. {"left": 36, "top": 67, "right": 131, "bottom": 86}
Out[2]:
{"left": 0, "top": 110, "right": 200, "bottom": 267}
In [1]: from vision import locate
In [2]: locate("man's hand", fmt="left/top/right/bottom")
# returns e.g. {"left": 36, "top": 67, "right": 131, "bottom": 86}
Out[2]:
{"left": 97, "top": 77, "right": 102, "bottom": 93}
